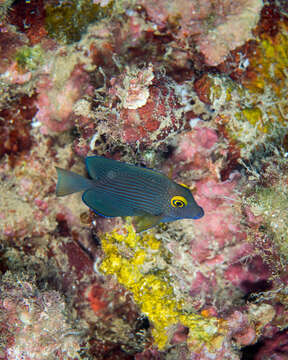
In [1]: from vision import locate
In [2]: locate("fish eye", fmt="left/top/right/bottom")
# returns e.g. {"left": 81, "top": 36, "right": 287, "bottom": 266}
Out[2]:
{"left": 171, "top": 195, "right": 187, "bottom": 208}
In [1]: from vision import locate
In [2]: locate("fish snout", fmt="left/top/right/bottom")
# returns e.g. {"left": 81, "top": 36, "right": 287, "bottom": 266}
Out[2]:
{"left": 194, "top": 206, "right": 204, "bottom": 219}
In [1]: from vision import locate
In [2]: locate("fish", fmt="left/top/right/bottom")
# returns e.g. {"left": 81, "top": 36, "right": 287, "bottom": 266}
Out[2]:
{"left": 56, "top": 156, "right": 204, "bottom": 232}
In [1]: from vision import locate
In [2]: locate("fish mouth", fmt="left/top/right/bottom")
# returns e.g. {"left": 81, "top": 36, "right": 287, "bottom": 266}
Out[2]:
{"left": 193, "top": 206, "right": 204, "bottom": 219}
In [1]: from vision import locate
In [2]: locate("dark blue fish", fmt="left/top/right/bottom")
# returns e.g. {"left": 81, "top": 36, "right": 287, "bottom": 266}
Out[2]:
{"left": 56, "top": 156, "right": 204, "bottom": 232}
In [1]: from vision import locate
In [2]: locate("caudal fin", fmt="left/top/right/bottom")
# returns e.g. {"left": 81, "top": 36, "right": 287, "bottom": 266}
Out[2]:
{"left": 55, "top": 167, "right": 92, "bottom": 196}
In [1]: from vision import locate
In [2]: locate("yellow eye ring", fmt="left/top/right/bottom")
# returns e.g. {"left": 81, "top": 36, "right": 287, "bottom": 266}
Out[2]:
{"left": 171, "top": 195, "right": 187, "bottom": 208}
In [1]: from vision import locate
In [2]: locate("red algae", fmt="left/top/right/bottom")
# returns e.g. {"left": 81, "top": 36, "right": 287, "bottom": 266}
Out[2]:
{"left": 8, "top": 0, "right": 47, "bottom": 45}
{"left": 108, "top": 64, "right": 185, "bottom": 146}
{"left": 0, "top": 95, "right": 36, "bottom": 160}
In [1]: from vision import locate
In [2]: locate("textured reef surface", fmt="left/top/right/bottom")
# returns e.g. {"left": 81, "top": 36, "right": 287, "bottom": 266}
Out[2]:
{"left": 0, "top": 0, "right": 288, "bottom": 359}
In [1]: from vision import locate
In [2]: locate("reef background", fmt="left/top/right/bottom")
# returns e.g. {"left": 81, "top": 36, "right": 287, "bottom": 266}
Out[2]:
{"left": 0, "top": 0, "right": 288, "bottom": 359}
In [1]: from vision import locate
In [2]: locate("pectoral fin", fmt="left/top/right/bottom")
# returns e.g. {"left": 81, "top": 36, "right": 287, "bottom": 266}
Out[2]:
{"left": 132, "top": 214, "right": 163, "bottom": 233}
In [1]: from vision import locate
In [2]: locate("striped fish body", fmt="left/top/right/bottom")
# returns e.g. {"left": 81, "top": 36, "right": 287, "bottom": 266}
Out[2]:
{"left": 56, "top": 156, "right": 204, "bottom": 231}
{"left": 84, "top": 157, "right": 172, "bottom": 217}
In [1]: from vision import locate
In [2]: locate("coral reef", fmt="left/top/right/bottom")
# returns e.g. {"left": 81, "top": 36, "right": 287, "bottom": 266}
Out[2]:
{"left": 106, "top": 64, "right": 186, "bottom": 146}
{"left": 138, "top": 0, "right": 263, "bottom": 66}
{"left": 0, "top": 95, "right": 36, "bottom": 160}
{"left": 44, "top": 0, "right": 114, "bottom": 43}
{"left": 99, "top": 224, "right": 225, "bottom": 352}
{"left": 0, "top": 272, "right": 82, "bottom": 360}
{"left": 0, "top": 0, "right": 288, "bottom": 358}
{"left": 242, "top": 146, "right": 288, "bottom": 272}
{"left": 35, "top": 61, "right": 92, "bottom": 134}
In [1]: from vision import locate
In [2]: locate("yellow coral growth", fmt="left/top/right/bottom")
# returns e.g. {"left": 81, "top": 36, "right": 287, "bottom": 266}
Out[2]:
{"left": 100, "top": 224, "right": 226, "bottom": 351}
{"left": 207, "top": 22, "right": 288, "bottom": 156}
{"left": 243, "top": 22, "right": 288, "bottom": 126}
{"left": 242, "top": 107, "right": 268, "bottom": 133}
{"left": 244, "top": 23, "right": 288, "bottom": 97}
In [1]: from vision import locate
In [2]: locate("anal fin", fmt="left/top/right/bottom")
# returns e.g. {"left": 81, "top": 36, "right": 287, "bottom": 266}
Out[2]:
{"left": 132, "top": 214, "right": 163, "bottom": 233}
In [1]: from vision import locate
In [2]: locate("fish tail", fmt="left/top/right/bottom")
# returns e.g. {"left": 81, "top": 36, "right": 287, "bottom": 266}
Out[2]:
{"left": 55, "top": 167, "right": 92, "bottom": 196}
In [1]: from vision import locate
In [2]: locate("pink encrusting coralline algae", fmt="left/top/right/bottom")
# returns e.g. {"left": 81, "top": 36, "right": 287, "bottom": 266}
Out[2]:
{"left": 35, "top": 64, "right": 92, "bottom": 134}
{"left": 138, "top": 0, "right": 263, "bottom": 65}
{"left": 165, "top": 125, "right": 270, "bottom": 304}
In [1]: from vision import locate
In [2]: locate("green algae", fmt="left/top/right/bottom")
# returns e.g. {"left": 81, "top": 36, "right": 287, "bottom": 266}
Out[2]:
{"left": 0, "top": 0, "right": 14, "bottom": 23}
{"left": 15, "top": 44, "right": 45, "bottom": 71}
{"left": 45, "top": 0, "right": 114, "bottom": 43}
